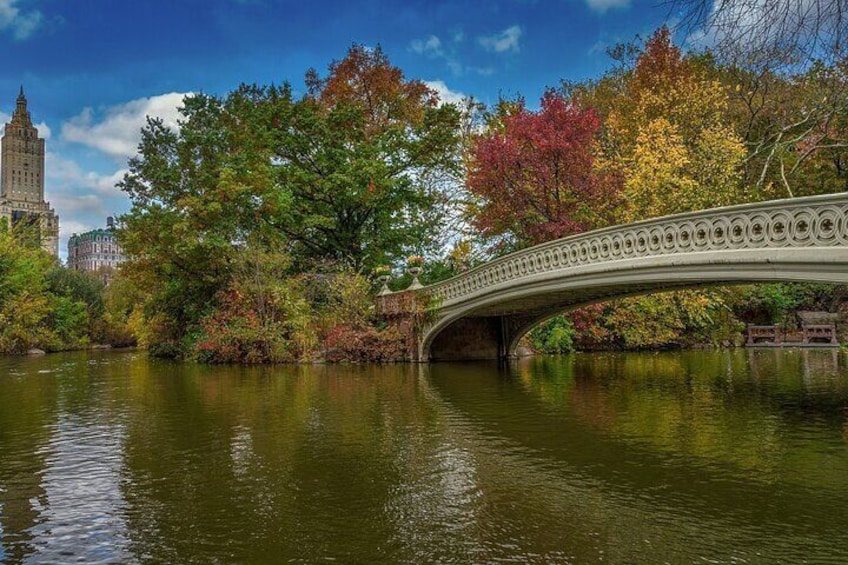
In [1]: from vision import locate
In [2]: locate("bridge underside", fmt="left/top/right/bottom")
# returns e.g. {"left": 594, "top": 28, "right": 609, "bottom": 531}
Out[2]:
{"left": 427, "top": 282, "right": 696, "bottom": 361}
{"left": 424, "top": 253, "right": 848, "bottom": 361}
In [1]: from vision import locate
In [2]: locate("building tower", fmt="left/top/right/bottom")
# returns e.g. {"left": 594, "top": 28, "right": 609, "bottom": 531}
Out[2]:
{"left": 0, "top": 87, "right": 59, "bottom": 256}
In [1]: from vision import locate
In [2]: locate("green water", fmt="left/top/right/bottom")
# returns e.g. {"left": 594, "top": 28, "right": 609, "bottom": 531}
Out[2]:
{"left": 1, "top": 349, "right": 847, "bottom": 563}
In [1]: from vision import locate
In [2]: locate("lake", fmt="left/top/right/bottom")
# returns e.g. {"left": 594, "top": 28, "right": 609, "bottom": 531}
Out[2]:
{"left": 1, "top": 349, "right": 847, "bottom": 563}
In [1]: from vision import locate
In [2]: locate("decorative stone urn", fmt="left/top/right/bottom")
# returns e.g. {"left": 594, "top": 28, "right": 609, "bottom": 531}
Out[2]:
{"left": 374, "top": 266, "right": 393, "bottom": 296}
{"left": 377, "top": 274, "right": 392, "bottom": 296}
{"left": 406, "top": 256, "right": 425, "bottom": 290}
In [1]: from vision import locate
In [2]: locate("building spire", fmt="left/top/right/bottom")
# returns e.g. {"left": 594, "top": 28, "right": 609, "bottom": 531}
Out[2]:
{"left": 12, "top": 85, "right": 31, "bottom": 126}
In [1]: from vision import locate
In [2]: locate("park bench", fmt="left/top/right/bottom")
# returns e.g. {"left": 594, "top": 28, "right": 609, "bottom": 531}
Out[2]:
{"left": 746, "top": 324, "right": 780, "bottom": 345}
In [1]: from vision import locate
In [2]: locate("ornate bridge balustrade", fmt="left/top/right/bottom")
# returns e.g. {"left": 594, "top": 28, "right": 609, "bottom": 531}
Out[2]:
{"left": 382, "top": 193, "right": 848, "bottom": 361}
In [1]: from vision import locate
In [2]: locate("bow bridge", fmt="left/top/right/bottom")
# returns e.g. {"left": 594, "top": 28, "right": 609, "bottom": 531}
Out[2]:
{"left": 379, "top": 193, "right": 848, "bottom": 361}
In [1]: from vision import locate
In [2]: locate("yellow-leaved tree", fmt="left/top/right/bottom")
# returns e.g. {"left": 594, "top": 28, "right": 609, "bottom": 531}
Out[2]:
{"left": 608, "top": 27, "right": 752, "bottom": 221}
{"left": 570, "top": 28, "right": 751, "bottom": 349}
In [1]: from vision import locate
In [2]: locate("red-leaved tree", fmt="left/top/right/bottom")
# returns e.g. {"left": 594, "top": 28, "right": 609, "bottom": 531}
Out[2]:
{"left": 467, "top": 91, "right": 622, "bottom": 247}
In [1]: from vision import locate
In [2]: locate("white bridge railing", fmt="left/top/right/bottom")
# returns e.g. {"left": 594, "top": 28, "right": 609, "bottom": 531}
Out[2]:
{"left": 421, "top": 193, "right": 848, "bottom": 307}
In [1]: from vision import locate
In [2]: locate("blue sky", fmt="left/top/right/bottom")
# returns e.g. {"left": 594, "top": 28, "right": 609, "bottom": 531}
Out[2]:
{"left": 0, "top": 0, "right": 693, "bottom": 259}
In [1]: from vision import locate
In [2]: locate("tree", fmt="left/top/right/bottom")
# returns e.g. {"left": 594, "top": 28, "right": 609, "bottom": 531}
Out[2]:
{"left": 118, "top": 46, "right": 463, "bottom": 358}
{"left": 277, "top": 45, "right": 462, "bottom": 269}
{"left": 119, "top": 85, "right": 289, "bottom": 353}
{"left": 0, "top": 222, "right": 98, "bottom": 352}
{"left": 466, "top": 90, "right": 622, "bottom": 248}
{"left": 556, "top": 28, "right": 751, "bottom": 349}
{"left": 606, "top": 27, "right": 750, "bottom": 220}
{"left": 716, "top": 59, "right": 848, "bottom": 197}
{"left": 671, "top": 1, "right": 848, "bottom": 197}
{"left": 0, "top": 222, "right": 54, "bottom": 353}
{"left": 673, "top": 0, "right": 848, "bottom": 67}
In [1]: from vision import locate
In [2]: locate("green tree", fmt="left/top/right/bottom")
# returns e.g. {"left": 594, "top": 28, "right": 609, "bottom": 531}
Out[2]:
{"left": 279, "top": 44, "right": 462, "bottom": 268}
{"left": 528, "top": 315, "right": 576, "bottom": 354}
{"left": 119, "top": 84, "right": 291, "bottom": 354}
{"left": 119, "top": 46, "right": 462, "bottom": 358}
{"left": 0, "top": 222, "right": 55, "bottom": 353}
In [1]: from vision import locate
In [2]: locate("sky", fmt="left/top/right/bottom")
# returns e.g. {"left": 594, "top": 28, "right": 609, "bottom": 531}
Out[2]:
{"left": 0, "top": 0, "right": 698, "bottom": 259}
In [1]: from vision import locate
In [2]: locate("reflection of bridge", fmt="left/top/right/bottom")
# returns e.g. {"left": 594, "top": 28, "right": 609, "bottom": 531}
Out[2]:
{"left": 379, "top": 193, "right": 848, "bottom": 361}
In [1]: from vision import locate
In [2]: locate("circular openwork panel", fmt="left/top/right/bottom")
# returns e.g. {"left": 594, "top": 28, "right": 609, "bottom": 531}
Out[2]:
{"left": 790, "top": 209, "right": 815, "bottom": 245}
{"left": 588, "top": 240, "right": 600, "bottom": 260}
{"left": 599, "top": 235, "right": 614, "bottom": 259}
{"left": 578, "top": 241, "right": 591, "bottom": 263}
{"left": 677, "top": 221, "right": 696, "bottom": 249}
{"left": 647, "top": 227, "right": 664, "bottom": 253}
{"left": 634, "top": 229, "right": 650, "bottom": 254}
{"left": 622, "top": 233, "right": 636, "bottom": 256}
{"left": 707, "top": 216, "right": 730, "bottom": 250}
{"left": 816, "top": 206, "right": 841, "bottom": 244}
{"left": 610, "top": 235, "right": 624, "bottom": 258}
{"left": 692, "top": 220, "right": 711, "bottom": 248}
{"left": 727, "top": 215, "right": 748, "bottom": 246}
{"left": 746, "top": 212, "right": 770, "bottom": 247}
{"left": 661, "top": 225, "right": 677, "bottom": 252}
{"left": 768, "top": 211, "right": 792, "bottom": 244}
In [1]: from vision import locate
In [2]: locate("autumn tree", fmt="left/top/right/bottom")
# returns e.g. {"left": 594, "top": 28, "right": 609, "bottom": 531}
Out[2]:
{"left": 280, "top": 44, "right": 462, "bottom": 268}
{"left": 712, "top": 59, "right": 848, "bottom": 197}
{"left": 466, "top": 90, "right": 621, "bottom": 248}
{"left": 671, "top": 1, "right": 848, "bottom": 197}
{"left": 606, "top": 27, "right": 750, "bottom": 221}
{"left": 119, "top": 46, "right": 463, "bottom": 358}
{"left": 552, "top": 28, "right": 751, "bottom": 350}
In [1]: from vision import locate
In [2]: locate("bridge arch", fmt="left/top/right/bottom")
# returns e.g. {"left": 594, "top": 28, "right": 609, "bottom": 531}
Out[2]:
{"left": 411, "top": 193, "right": 848, "bottom": 361}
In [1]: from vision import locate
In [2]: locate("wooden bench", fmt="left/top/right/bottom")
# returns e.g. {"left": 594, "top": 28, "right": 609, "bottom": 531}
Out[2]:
{"left": 747, "top": 324, "right": 780, "bottom": 345}
{"left": 802, "top": 323, "right": 838, "bottom": 344}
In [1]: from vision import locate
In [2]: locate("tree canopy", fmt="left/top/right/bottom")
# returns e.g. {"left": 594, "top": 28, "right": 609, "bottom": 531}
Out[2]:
{"left": 466, "top": 90, "right": 621, "bottom": 247}
{"left": 118, "top": 45, "right": 463, "bottom": 353}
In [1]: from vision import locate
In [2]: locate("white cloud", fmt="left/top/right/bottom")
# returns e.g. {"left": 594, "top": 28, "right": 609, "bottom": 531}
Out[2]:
{"left": 51, "top": 193, "right": 106, "bottom": 217}
{"left": 410, "top": 33, "right": 466, "bottom": 75}
{"left": 47, "top": 153, "right": 126, "bottom": 198}
{"left": 478, "top": 25, "right": 522, "bottom": 54}
{"left": 44, "top": 152, "right": 131, "bottom": 258}
{"left": 62, "top": 92, "right": 189, "bottom": 161}
{"left": 585, "top": 0, "right": 631, "bottom": 14}
{"left": 61, "top": 219, "right": 96, "bottom": 238}
{"left": 411, "top": 35, "right": 443, "bottom": 56}
{"left": 0, "top": 0, "right": 42, "bottom": 40}
{"left": 424, "top": 80, "right": 466, "bottom": 106}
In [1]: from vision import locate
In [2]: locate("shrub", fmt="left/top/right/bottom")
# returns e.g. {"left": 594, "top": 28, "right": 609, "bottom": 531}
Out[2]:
{"left": 193, "top": 279, "right": 316, "bottom": 364}
{"left": 323, "top": 324, "right": 407, "bottom": 363}
{"left": 528, "top": 315, "right": 576, "bottom": 354}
